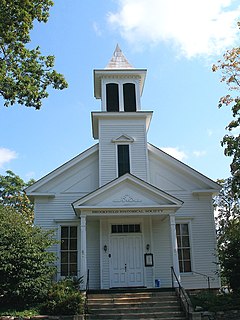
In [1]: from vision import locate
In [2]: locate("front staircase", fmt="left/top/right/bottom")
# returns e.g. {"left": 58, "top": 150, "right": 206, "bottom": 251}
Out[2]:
{"left": 86, "top": 288, "right": 187, "bottom": 319}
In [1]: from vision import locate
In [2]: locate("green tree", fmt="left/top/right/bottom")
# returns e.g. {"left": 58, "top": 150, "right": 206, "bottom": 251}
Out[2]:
{"left": 212, "top": 23, "right": 240, "bottom": 196}
{"left": 0, "top": 0, "right": 68, "bottom": 109}
{"left": 0, "top": 170, "right": 34, "bottom": 223}
{"left": 218, "top": 219, "right": 240, "bottom": 292}
{"left": 214, "top": 178, "right": 240, "bottom": 291}
{"left": 0, "top": 205, "right": 57, "bottom": 308}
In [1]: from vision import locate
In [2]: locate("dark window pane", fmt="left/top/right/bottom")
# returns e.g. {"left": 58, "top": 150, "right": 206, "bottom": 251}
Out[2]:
{"left": 70, "top": 264, "right": 77, "bottom": 276}
{"left": 70, "top": 226, "right": 77, "bottom": 238}
{"left": 61, "top": 226, "right": 68, "bottom": 238}
{"left": 177, "top": 235, "right": 181, "bottom": 247}
{"left": 106, "top": 83, "right": 119, "bottom": 112}
{"left": 135, "top": 224, "right": 140, "bottom": 232}
{"left": 183, "top": 249, "right": 191, "bottom": 260}
{"left": 123, "top": 83, "right": 136, "bottom": 112}
{"left": 129, "top": 224, "right": 134, "bottom": 232}
{"left": 61, "top": 239, "right": 68, "bottom": 250}
{"left": 118, "top": 145, "right": 130, "bottom": 176}
{"left": 184, "top": 261, "right": 191, "bottom": 272}
{"left": 179, "top": 260, "right": 183, "bottom": 273}
{"left": 61, "top": 264, "right": 68, "bottom": 276}
{"left": 182, "top": 236, "right": 190, "bottom": 247}
{"left": 70, "top": 252, "right": 77, "bottom": 263}
{"left": 176, "top": 224, "right": 180, "bottom": 235}
{"left": 178, "top": 249, "right": 182, "bottom": 260}
{"left": 112, "top": 225, "right": 117, "bottom": 233}
{"left": 123, "top": 225, "right": 128, "bottom": 232}
{"left": 61, "top": 252, "right": 68, "bottom": 263}
{"left": 181, "top": 224, "right": 189, "bottom": 235}
{"left": 117, "top": 225, "right": 123, "bottom": 233}
{"left": 70, "top": 239, "right": 77, "bottom": 250}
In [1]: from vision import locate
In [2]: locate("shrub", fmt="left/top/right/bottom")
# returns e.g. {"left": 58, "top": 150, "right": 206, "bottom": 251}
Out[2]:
{"left": 0, "top": 206, "right": 57, "bottom": 308}
{"left": 190, "top": 291, "right": 240, "bottom": 312}
{"left": 40, "top": 278, "right": 84, "bottom": 315}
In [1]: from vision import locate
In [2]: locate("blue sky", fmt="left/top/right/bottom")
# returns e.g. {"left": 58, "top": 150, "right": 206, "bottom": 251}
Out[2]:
{"left": 0, "top": 0, "right": 240, "bottom": 182}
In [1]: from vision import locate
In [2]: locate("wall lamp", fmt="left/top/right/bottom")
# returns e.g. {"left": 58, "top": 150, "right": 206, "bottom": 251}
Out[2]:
{"left": 103, "top": 245, "right": 108, "bottom": 252}
{"left": 146, "top": 244, "right": 150, "bottom": 252}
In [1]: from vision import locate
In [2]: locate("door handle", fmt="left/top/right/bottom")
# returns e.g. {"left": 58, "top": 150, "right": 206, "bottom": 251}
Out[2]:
{"left": 125, "top": 264, "right": 127, "bottom": 272}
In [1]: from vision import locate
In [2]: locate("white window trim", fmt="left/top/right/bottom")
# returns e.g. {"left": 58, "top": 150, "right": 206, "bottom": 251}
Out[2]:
{"left": 175, "top": 220, "right": 194, "bottom": 274}
{"left": 56, "top": 222, "right": 80, "bottom": 280}
{"left": 102, "top": 78, "right": 141, "bottom": 111}
{"left": 115, "top": 142, "right": 132, "bottom": 178}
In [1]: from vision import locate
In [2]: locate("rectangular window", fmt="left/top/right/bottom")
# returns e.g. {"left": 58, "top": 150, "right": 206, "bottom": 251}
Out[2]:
{"left": 111, "top": 224, "right": 141, "bottom": 233}
{"left": 176, "top": 223, "right": 192, "bottom": 273}
{"left": 106, "top": 83, "right": 119, "bottom": 112}
{"left": 60, "top": 226, "right": 78, "bottom": 277}
{"left": 123, "top": 83, "right": 136, "bottom": 112}
{"left": 117, "top": 144, "right": 130, "bottom": 176}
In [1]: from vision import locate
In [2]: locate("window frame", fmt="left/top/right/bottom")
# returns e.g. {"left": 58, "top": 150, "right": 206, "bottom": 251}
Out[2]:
{"left": 116, "top": 143, "right": 131, "bottom": 177}
{"left": 176, "top": 222, "right": 192, "bottom": 274}
{"left": 59, "top": 224, "right": 79, "bottom": 278}
{"left": 102, "top": 79, "right": 140, "bottom": 112}
{"left": 123, "top": 83, "right": 136, "bottom": 112}
{"left": 106, "top": 83, "right": 119, "bottom": 112}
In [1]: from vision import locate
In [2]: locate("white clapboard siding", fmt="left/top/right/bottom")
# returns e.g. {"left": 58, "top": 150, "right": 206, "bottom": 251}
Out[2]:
{"left": 152, "top": 217, "right": 173, "bottom": 287}
{"left": 175, "top": 193, "right": 220, "bottom": 289}
{"left": 36, "top": 151, "right": 99, "bottom": 194}
{"left": 99, "top": 119, "right": 148, "bottom": 185}
{"left": 87, "top": 221, "right": 100, "bottom": 289}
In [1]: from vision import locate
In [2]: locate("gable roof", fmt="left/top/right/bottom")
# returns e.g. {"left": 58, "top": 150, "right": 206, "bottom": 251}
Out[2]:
{"left": 148, "top": 143, "right": 221, "bottom": 194}
{"left": 72, "top": 173, "right": 183, "bottom": 216}
{"left": 25, "top": 144, "right": 99, "bottom": 197}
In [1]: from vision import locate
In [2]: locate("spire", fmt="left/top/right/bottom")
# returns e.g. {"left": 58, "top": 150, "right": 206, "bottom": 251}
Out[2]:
{"left": 105, "top": 44, "right": 133, "bottom": 69}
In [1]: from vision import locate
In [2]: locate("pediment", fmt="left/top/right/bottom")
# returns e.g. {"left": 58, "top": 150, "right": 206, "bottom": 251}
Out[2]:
{"left": 73, "top": 174, "right": 183, "bottom": 212}
{"left": 112, "top": 134, "right": 134, "bottom": 143}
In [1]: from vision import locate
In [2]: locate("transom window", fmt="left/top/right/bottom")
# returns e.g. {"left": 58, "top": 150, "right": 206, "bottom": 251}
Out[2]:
{"left": 60, "top": 226, "right": 78, "bottom": 276}
{"left": 117, "top": 144, "right": 130, "bottom": 176}
{"left": 176, "top": 223, "right": 192, "bottom": 273}
{"left": 112, "top": 224, "right": 141, "bottom": 233}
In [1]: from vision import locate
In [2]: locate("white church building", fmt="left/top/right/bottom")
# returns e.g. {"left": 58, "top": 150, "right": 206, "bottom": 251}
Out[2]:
{"left": 26, "top": 46, "right": 221, "bottom": 291}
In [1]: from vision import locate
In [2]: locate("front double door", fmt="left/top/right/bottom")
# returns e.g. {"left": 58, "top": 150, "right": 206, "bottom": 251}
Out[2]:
{"left": 110, "top": 235, "right": 144, "bottom": 288}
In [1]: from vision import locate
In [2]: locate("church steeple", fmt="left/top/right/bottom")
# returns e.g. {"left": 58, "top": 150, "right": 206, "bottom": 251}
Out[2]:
{"left": 105, "top": 44, "right": 133, "bottom": 69}
{"left": 92, "top": 46, "right": 152, "bottom": 186}
{"left": 93, "top": 45, "right": 146, "bottom": 112}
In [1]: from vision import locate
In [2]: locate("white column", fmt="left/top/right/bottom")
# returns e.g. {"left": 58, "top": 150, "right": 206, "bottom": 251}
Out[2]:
{"left": 169, "top": 214, "right": 181, "bottom": 287}
{"left": 80, "top": 215, "right": 87, "bottom": 289}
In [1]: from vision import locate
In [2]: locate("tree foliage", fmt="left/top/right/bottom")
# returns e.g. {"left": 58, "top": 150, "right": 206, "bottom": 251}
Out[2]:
{"left": 0, "top": 205, "right": 57, "bottom": 308}
{"left": 0, "top": 170, "right": 35, "bottom": 223}
{"left": 214, "top": 178, "right": 240, "bottom": 291}
{"left": 0, "top": 0, "right": 68, "bottom": 109}
{"left": 212, "top": 22, "right": 240, "bottom": 196}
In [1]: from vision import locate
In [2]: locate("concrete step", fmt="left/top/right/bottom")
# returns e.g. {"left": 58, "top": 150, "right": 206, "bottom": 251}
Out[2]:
{"left": 86, "top": 289, "right": 187, "bottom": 320}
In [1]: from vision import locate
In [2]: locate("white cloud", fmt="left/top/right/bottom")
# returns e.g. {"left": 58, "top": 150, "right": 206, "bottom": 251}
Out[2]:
{"left": 193, "top": 150, "right": 207, "bottom": 157}
{"left": 93, "top": 22, "right": 102, "bottom": 36}
{"left": 0, "top": 147, "right": 17, "bottom": 168}
{"left": 108, "top": 0, "right": 240, "bottom": 58}
{"left": 161, "top": 147, "right": 187, "bottom": 161}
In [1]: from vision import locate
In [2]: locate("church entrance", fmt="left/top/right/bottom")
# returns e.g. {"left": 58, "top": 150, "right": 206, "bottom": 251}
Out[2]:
{"left": 110, "top": 228, "right": 144, "bottom": 288}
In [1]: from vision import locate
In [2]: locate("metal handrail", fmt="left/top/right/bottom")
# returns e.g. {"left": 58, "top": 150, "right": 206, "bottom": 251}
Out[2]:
{"left": 191, "top": 271, "right": 215, "bottom": 291}
{"left": 171, "top": 266, "right": 193, "bottom": 319}
{"left": 84, "top": 269, "right": 90, "bottom": 320}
